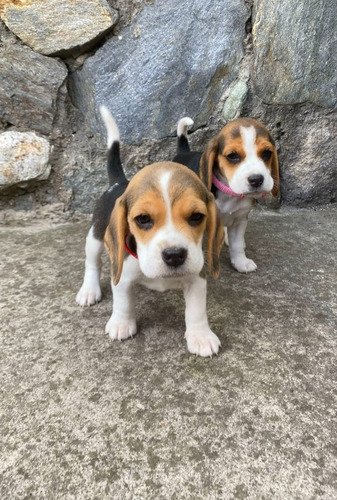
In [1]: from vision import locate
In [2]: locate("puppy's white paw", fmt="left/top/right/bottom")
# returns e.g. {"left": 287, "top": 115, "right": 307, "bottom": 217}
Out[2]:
{"left": 232, "top": 257, "right": 257, "bottom": 273}
{"left": 76, "top": 284, "right": 102, "bottom": 306}
{"left": 105, "top": 316, "right": 137, "bottom": 341}
{"left": 186, "top": 329, "right": 221, "bottom": 357}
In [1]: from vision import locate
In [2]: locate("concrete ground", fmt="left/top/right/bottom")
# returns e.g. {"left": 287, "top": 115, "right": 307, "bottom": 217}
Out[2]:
{"left": 0, "top": 205, "right": 336, "bottom": 499}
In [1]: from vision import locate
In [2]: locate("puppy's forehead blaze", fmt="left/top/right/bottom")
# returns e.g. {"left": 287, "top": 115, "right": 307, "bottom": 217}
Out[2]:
{"left": 217, "top": 118, "right": 274, "bottom": 155}
{"left": 126, "top": 169, "right": 208, "bottom": 244}
{"left": 125, "top": 164, "right": 210, "bottom": 226}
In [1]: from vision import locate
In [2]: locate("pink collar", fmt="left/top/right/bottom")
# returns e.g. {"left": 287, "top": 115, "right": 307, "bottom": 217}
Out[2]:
{"left": 212, "top": 173, "right": 267, "bottom": 199}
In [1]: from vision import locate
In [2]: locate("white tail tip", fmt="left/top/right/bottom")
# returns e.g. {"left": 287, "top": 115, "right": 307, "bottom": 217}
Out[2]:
{"left": 99, "top": 105, "right": 120, "bottom": 148}
{"left": 177, "top": 117, "right": 194, "bottom": 137}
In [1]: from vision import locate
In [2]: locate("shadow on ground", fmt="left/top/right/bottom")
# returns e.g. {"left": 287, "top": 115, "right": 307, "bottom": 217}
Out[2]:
{"left": 0, "top": 205, "right": 336, "bottom": 499}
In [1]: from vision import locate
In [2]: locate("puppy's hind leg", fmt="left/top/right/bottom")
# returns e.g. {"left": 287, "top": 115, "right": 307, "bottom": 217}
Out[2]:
{"left": 76, "top": 226, "right": 104, "bottom": 306}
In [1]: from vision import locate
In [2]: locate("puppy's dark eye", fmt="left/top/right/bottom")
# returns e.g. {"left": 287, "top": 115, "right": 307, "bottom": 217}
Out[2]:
{"left": 261, "top": 150, "right": 272, "bottom": 162}
{"left": 134, "top": 214, "right": 154, "bottom": 230}
{"left": 226, "top": 152, "right": 241, "bottom": 164}
{"left": 188, "top": 212, "right": 205, "bottom": 227}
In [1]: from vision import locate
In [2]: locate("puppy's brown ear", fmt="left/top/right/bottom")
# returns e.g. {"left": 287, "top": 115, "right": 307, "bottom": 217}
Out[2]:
{"left": 206, "top": 194, "right": 224, "bottom": 278}
{"left": 271, "top": 148, "right": 280, "bottom": 197}
{"left": 200, "top": 137, "right": 219, "bottom": 191}
{"left": 104, "top": 196, "right": 128, "bottom": 285}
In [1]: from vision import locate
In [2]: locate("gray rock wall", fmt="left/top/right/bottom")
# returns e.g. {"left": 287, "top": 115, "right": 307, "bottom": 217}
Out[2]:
{"left": 0, "top": 45, "right": 67, "bottom": 134}
{"left": 69, "top": 0, "right": 248, "bottom": 143}
{"left": 0, "top": 0, "right": 336, "bottom": 214}
{"left": 248, "top": 0, "right": 337, "bottom": 206}
{"left": 0, "top": 0, "right": 119, "bottom": 56}
{"left": 253, "top": 0, "right": 337, "bottom": 109}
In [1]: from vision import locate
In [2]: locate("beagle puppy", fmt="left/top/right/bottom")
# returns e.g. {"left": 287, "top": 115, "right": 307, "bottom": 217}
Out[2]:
{"left": 174, "top": 117, "right": 279, "bottom": 273}
{"left": 76, "top": 107, "right": 224, "bottom": 357}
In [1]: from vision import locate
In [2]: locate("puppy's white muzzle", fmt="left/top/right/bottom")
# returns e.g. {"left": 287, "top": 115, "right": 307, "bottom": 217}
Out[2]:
{"left": 229, "top": 159, "right": 274, "bottom": 195}
{"left": 137, "top": 226, "right": 204, "bottom": 279}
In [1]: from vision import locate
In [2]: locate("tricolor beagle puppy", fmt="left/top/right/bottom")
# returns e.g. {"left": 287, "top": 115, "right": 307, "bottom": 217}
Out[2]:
{"left": 76, "top": 107, "right": 224, "bottom": 357}
{"left": 174, "top": 117, "right": 279, "bottom": 273}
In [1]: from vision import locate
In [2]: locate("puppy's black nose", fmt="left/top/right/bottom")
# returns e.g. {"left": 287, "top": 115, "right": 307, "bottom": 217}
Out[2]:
{"left": 162, "top": 247, "right": 187, "bottom": 268}
{"left": 248, "top": 174, "right": 264, "bottom": 188}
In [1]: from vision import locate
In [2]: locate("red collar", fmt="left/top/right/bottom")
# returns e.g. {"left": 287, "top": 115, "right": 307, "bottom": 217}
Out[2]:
{"left": 212, "top": 173, "right": 267, "bottom": 199}
{"left": 124, "top": 231, "right": 138, "bottom": 259}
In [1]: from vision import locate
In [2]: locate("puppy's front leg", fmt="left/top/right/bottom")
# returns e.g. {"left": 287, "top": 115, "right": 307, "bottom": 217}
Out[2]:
{"left": 105, "top": 257, "right": 138, "bottom": 341}
{"left": 228, "top": 219, "right": 257, "bottom": 273}
{"left": 184, "top": 275, "right": 221, "bottom": 357}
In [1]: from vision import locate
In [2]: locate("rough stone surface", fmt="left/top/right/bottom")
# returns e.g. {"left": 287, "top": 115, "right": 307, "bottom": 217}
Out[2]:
{"left": 0, "top": 205, "right": 337, "bottom": 498}
{"left": 0, "top": 131, "right": 50, "bottom": 189}
{"left": 252, "top": 0, "right": 337, "bottom": 108}
{"left": 279, "top": 112, "right": 337, "bottom": 206}
{"left": 62, "top": 126, "right": 110, "bottom": 214}
{"left": 0, "top": 44, "right": 67, "bottom": 134}
{"left": 0, "top": 0, "right": 119, "bottom": 57}
{"left": 106, "top": 0, "right": 153, "bottom": 29}
{"left": 222, "top": 80, "right": 248, "bottom": 120}
{"left": 69, "top": 0, "right": 249, "bottom": 144}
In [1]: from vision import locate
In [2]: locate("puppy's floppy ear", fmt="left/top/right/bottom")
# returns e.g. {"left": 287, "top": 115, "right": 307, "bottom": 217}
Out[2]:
{"left": 104, "top": 195, "right": 128, "bottom": 285}
{"left": 206, "top": 193, "right": 224, "bottom": 278}
{"left": 271, "top": 148, "right": 280, "bottom": 197}
{"left": 200, "top": 137, "right": 219, "bottom": 191}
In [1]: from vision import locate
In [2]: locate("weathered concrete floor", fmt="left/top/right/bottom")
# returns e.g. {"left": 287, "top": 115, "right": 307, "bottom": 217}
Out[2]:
{"left": 0, "top": 205, "right": 336, "bottom": 499}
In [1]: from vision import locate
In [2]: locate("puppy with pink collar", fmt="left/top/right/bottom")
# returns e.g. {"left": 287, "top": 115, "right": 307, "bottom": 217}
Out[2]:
{"left": 174, "top": 117, "right": 279, "bottom": 273}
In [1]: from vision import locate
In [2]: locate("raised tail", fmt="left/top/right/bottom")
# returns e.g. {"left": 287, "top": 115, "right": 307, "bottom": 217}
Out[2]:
{"left": 99, "top": 105, "right": 126, "bottom": 186}
{"left": 176, "top": 117, "right": 194, "bottom": 154}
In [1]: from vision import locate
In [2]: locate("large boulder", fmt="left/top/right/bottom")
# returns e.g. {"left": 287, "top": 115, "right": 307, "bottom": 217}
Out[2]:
{"left": 0, "top": 0, "right": 119, "bottom": 57}
{"left": 0, "top": 132, "right": 50, "bottom": 190}
{"left": 69, "top": 0, "right": 249, "bottom": 144}
{"left": 0, "top": 44, "right": 67, "bottom": 134}
{"left": 278, "top": 107, "right": 337, "bottom": 206}
{"left": 249, "top": 0, "right": 337, "bottom": 206}
{"left": 252, "top": 0, "right": 337, "bottom": 109}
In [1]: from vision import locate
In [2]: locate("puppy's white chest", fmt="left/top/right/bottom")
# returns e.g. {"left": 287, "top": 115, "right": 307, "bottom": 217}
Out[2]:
{"left": 139, "top": 275, "right": 185, "bottom": 292}
{"left": 216, "top": 193, "right": 252, "bottom": 227}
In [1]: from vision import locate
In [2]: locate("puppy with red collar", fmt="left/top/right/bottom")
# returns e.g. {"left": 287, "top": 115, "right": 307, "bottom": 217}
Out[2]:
{"left": 76, "top": 107, "right": 224, "bottom": 357}
{"left": 174, "top": 117, "right": 279, "bottom": 273}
